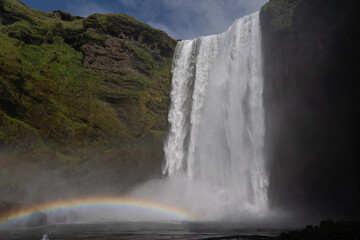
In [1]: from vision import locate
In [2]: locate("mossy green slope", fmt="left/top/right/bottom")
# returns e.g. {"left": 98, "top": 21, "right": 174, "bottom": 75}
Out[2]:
{"left": 0, "top": 0, "right": 176, "bottom": 200}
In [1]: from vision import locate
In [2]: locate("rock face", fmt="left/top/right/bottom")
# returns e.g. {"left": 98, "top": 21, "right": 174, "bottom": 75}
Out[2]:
{"left": 0, "top": 0, "right": 176, "bottom": 200}
{"left": 277, "top": 221, "right": 360, "bottom": 240}
{"left": 260, "top": 0, "right": 360, "bottom": 220}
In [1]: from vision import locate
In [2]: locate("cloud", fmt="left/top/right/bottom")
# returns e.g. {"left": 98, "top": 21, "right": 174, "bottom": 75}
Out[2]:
{"left": 118, "top": 0, "right": 268, "bottom": 39}
{"left": 66, "top": 1, "right": 109, "bottom": 17}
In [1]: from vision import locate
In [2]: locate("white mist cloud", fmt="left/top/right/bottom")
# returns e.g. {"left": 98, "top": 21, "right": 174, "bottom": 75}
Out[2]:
{"left": 66, "top": 1, "right": 109, "bottom": 17}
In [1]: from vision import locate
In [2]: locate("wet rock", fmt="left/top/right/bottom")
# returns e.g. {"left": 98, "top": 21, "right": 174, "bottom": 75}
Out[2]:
{"left": 260, "top": 0, "right": 360, "bottom": 219}
{"left": 277, "top": 221, "right": 360, "bottom": 240}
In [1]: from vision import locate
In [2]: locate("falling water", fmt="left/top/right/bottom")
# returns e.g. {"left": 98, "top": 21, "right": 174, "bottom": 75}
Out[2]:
{"left": 163, "top": 12, "right": 268, "bottom": 220}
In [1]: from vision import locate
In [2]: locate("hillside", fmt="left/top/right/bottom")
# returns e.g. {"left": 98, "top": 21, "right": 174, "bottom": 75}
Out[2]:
{"left": 0, "top": 0, "right": 176, "bottom": 201}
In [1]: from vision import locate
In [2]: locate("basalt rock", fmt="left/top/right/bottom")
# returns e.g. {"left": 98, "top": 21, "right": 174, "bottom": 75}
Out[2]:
{"left": 277, "top": 221, "right": 360, "bottom": 240}
{"left": 260, "top": 0, "right": 360, "bottom": 220}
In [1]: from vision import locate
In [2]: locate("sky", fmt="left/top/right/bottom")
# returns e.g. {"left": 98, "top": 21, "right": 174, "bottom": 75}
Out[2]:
{"left": 21, "top": 0, "right": 268, "bottom": 39}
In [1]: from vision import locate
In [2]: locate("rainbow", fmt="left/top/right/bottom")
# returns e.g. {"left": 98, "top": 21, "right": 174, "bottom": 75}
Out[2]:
{"left": 0, "top": 196, "right": 196, "bottom": 227}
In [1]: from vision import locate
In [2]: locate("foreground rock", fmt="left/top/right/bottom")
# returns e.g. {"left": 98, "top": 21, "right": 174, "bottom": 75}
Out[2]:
{"left": 277, "top": 221, "right": 360, "bottom": 240}
{"left": 260, "top": 0, "right": 360, "bottom": 219}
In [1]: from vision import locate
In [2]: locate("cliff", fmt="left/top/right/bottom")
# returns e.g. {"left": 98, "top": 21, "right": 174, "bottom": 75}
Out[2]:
{"left": 261, "top": 0, "right": 360, "bottom": 220}
{"left": 0, "top": 0, "right": 176, "bottom": 201}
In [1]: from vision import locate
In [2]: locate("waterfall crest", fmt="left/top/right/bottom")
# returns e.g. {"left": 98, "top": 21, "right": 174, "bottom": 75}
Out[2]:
{"left": 163, "top": 12, "right": 268, "bottom": 219}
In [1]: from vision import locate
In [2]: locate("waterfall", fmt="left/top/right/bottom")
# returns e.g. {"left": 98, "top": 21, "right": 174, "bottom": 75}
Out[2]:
{"left": 163, "top": 12, "right": 268, "bottom": 219}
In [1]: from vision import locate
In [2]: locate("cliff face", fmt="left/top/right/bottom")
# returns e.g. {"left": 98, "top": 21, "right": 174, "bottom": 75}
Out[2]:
{"left": 261, "top": 0, "right": 360, "bottom": 220}
{"left": 0, "top": 0, "right": 176, "bottom": 201}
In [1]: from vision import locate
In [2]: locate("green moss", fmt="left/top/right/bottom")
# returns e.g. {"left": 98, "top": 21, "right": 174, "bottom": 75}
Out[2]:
{"left": 0, "top": 111, "right": 39, "bottom": 134}
{"left": 3, "top": 0, "right": 41, "bottom": 23}
{"left": 3, "top": 20, "right": 43, "bottom": 43}
{"left": 132, "top": 47, "right": 154, "bottom": 70}
{"left": 1, "top": 0, "right": 84, "bottom": 45}
{"left": 79, "top": 28, "right": 106, "bottom": 41}
{"left": 83, "top": 13, "right": 150, "bottom": 34}
{"left": 0, "top": 32, "right": 22, "bottom": 70}
{"left": 122, "top": 75, "right": 146, "bottom": 85}
{"left": 261, "top": 0, "right": 303, "bottom": 30}
{"left": 0, "top": 110, "right": 42, "bottom": 151}
{"left": 1, "top": 2, "right": 173, "bottom": 142}
{"left": 146, "top": 58, "right": 172, "bottom": 130}
{"left": 19, "top": 36, "right": 84, "bottom": 86}
{"left": 4, "top": 0, "right": 83, "bottom": 29}
{"left": 0, "top": 23, "right": 134, "bottom": 147}
{"left": 88, "top": 99, "right": 129, "bottom": 138}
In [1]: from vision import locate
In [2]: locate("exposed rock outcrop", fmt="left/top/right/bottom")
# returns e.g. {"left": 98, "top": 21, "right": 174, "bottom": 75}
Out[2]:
{"left": 277, "top": 221, "right": 360, "bottom": 240}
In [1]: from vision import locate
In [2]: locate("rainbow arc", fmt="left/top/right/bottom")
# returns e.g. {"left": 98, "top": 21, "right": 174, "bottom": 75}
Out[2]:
{"left": 0, "top": 196, "right": 196, "bottom": 227}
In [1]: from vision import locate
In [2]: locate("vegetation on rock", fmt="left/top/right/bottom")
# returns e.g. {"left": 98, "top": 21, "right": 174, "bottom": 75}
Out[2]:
{"left": 0, "top": 0, "right": 176, "bottom": 201}
{"left": 277, "top": 221, "right": 360, "bottom": 240}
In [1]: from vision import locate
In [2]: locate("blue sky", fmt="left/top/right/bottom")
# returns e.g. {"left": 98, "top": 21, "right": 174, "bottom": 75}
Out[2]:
{"left": 21, "top": 0, "right": 268, "bottom": 39}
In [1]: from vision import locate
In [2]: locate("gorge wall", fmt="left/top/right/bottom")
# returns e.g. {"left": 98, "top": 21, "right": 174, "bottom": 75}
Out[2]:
{"left": 0, "top": 0, "right": 176, "bottom": 201}
{"left": 260, "top": 0, "right": 360, "bottom": 220}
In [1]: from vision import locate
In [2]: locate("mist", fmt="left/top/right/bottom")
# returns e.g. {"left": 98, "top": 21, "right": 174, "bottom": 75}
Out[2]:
{"left": 0, "top": 137, "right": 163, "bottom": 205}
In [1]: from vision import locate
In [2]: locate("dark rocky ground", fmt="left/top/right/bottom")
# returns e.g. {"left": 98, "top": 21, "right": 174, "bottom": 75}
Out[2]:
{"left": 274, "top": 221, "right": 360, "bottom": 240}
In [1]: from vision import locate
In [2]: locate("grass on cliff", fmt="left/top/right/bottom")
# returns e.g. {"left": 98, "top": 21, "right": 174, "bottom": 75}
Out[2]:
{"left": 3, "top": 0, "right": 83, "bottom": 30}
{"left": 0, "top": 38, "right": 168, "bottom": 152}
{"left": 0, "top": 31, "right": 130, "bottom": 149}
{"left": 1, "top": 0, "right": 174, "bottom": 198}
{"left": 1, "top": 0, "right": 175, "bottom": 150}
{"left": 0, "top": 110, "right": 42, "bottom": 152}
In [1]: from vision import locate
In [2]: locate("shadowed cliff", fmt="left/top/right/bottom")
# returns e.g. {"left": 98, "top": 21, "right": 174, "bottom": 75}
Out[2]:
{"left": 0, "top": 0, "right": 176, "bottom": 202}
{"left": 261, "top": 0, "right": 360, "bottom": 221}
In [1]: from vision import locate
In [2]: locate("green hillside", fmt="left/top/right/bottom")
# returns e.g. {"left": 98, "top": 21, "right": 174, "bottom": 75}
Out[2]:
{"left": 0, "top": 0, "right": 176, "bottom": 200}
